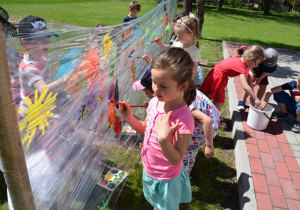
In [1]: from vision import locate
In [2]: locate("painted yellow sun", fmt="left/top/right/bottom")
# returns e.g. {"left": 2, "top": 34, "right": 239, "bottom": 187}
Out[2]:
{"left": 101, "top": 30, "right": 113, "bottom": 58}
{"left": 18, "top": 86, "right": 57, "bottom": 151}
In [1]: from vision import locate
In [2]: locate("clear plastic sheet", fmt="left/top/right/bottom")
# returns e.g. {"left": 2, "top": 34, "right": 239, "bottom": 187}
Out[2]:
{"left": 0, "top": 0, "right": 177, "bottom": 209}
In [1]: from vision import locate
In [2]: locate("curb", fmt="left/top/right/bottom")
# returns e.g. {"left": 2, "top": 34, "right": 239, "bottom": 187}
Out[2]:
{"left": 222, "top": 41, "right": 258, "bottom": 210}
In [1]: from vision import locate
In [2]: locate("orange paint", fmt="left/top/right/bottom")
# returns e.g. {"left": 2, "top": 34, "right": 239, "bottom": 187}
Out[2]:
{"left": 130, "top": 60, "right": 135, "bottom": 84}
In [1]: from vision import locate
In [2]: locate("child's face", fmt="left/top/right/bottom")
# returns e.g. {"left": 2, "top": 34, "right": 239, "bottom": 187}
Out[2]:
{"left": 143, "top": 88, "right": 154, "bottom": 99}
{"left": 151, "top": 68, "right": 186, "bottom": 104}
{"left": 245, "top": 58, "right": 261, "bottom": 69}
{"left": 175, "top": 26, "right": 193, "bottom": 45}
{"left": 129, "top": 9, "right": 139, "bottom": 18}
{"left": 25, "top": 36, "right": 51, "bottom": 56}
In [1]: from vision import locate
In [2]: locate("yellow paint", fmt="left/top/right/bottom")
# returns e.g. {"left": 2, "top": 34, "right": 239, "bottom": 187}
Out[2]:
{"left": 106, "top": 174, "right": 114, "bottom": 180}
{"left": 18, "top": 86, "right": 57, "bottom": 151}
{"left": 102, "top": 30, "right": 113, "bottom": 58}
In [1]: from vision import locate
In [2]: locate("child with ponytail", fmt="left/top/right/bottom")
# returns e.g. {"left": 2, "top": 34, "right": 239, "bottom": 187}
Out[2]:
{"left": 120, "top": 48, "right": 195, "bottom": 209}
{"left": 154, "top": 13, "right": 203, "bottom": 85}
{"left": 200, "top": 45, "right": 266, "bottom": 127}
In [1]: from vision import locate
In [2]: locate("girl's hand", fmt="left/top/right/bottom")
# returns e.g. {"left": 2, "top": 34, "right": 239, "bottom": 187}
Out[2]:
{"left": 204, "top": 145, "right": 215, "bottom": 158}
{"left": 260, "top": 101, "right": 268, "bottom": 110}
{"left": 119, "top": 101, "right": 133, "bottom": 121}
{"left": 142, "top": 55, "right": 152, "bottom": 63}
{"left": 155, "top": 111, "right": 180, "bottom": 143}
{"left": 295, "top": 96, "right": 300, "bottom": 103}
{"left": 253, "top": 98, "right": 261, "bottom": 109}
{"left": 153, "top": 37, "right": 162, "bottom": 44}
{"left": 142, "top": 101, "right": 149, "bottom": 108}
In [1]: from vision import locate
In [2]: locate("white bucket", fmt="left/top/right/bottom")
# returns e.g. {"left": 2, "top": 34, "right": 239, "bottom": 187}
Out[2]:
{"left": 247, "top": 104, "right": 274, "bottom": 130}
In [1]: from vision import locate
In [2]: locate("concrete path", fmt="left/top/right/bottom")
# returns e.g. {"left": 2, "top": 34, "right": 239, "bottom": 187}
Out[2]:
{"left": 223, "top": 41, "right": 300, "bottom": 210}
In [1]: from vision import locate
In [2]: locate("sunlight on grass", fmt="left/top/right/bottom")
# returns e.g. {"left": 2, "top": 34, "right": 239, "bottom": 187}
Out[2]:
{"left": 3, "top": 0, "right": 158, "bottom": 27}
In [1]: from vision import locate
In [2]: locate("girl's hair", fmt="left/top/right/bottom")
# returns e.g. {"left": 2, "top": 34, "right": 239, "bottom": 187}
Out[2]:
{"left": 151, "top": 47, "right": 196, "bottom": 105}
{"left": 172, "top": 13, "right": 184, "bottom": 23}
{"left": 235, "top": 45, "right": 266, "bottom": 61}
{"left": 176, "top": 16, "right": 200, "bottom": 48}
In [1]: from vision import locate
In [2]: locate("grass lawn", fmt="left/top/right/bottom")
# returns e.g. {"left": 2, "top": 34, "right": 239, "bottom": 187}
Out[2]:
{"left": 1, "top": 1, "right": 300, "bottom": 209}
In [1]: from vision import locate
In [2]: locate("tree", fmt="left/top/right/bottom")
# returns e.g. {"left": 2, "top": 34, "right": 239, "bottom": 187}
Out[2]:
{"left": 196, "top": 0, "right": 205, "bottom": 37}
{"left": 263, "top": 0, "right": 272, "bottom": 14}
{"left": 218, "top": 0, "right": 224, "bottom": 11}
{"left": 183, "top": 0, "right": 193, "bottom": 15}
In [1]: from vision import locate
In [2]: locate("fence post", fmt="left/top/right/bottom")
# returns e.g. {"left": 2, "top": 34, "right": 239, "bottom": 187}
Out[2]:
{"left": 0, "top": 23, "right": 36, "bottom": 210}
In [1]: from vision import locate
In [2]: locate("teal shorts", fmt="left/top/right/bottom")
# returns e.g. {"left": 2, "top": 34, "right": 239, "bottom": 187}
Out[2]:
{"left": 143, "top": 167, "right": 191, "bottom": 210}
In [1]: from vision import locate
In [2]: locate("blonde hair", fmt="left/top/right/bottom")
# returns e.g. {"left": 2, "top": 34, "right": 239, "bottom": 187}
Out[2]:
{"left": 176, "top": 16, "right": 200, "bottom": 40}
{"left": 151, "top": 47, "right": 196, "bottom": 105}
{"left": 235, "top": 45, "right": 266, "bottom": 62}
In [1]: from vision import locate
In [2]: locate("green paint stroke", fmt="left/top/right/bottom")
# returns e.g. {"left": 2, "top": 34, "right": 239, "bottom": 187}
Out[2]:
{"left": 97, "top": 193, "right": 113, "bottom": 210}
{"left": 165, "top": 23, "right": 171, "bottom": 31}
{"left": 150, "top": 32, "right": 156, "bottom": 40}
{"left": 80, "top": 110, "right": 89, "bottom": 120}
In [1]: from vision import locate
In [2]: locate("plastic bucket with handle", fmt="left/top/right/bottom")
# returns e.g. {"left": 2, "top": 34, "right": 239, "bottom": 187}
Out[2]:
{"left": 247, "top": 104, "right": 274, "bottom": 130}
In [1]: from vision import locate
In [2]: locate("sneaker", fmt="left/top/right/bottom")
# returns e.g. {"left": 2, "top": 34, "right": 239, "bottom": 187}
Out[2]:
{"left": 291, "top": 121, "right": 300, "bottom": 133}
{"left": 237, "top": 100, "right": 246, "bottom": 111}
{"left": 272, "top": 112, "right": 289, "bottom": 119}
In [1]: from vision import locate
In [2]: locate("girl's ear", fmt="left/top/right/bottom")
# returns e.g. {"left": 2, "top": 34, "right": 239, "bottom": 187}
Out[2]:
{"left": 179, "top": 81, "right": 189, "bottom": 91}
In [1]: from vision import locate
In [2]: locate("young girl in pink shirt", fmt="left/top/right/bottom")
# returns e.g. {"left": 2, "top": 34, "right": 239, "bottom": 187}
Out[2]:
{"left": 120, "top": 48, "right": 195, "bottom": 210}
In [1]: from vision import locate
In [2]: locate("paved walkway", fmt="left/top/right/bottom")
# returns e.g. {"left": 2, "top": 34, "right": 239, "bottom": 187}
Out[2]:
{"left": 223, "top": 41, "right": 300, "bottom": 210}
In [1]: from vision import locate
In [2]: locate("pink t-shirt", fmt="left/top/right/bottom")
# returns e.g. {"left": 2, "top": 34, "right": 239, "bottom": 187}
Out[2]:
{"left": 141, "top": 97, "right": 195, "bottom": 181}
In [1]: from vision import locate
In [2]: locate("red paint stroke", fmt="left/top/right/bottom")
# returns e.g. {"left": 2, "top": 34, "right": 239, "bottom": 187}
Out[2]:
{"left": 108, "top": 103, "right": 116, "bottom": 127}
{"left": 165, "top": 10, "right": 169, "bottom": 26}
{"left": 66, "top": 49, "right": 101, "bottom": 93}
{"left": 113, "top": 116, "right": 122, "bottom": 135}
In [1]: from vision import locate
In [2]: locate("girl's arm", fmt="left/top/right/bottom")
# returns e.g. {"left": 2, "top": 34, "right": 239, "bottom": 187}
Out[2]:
{"left": 155, "top": 111, "right": 190, "bottom": 165}
{"left": 248, "top": 71, "right": 255, "bottom": 90}
{"left": 240, "top": 74, "right": 260, "bottom": 107}
{"left": 191, "top": 109, "right": 215, "bottom": 158}
{"left": 119, "top": 101, "right": 147, "bottom": 135}
{"left": 154, "top": 38, "right": 168, "bottom": 50}
{"left": 192, "top": 62, "right": 199, "bottom": 80}
{"left": 261, "top": 86, "right": 283, "bottom": 110}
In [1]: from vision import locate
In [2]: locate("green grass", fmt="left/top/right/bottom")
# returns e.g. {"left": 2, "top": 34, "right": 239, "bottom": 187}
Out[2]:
{"left": 1, "top": 1, "right": 300, "bottom": 209}
{"left": 2, "top": 0, "right": 158, "bottom": 27}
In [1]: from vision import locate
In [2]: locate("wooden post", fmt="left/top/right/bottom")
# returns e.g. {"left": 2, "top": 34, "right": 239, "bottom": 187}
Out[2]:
{"left": 0, "top": 24, "right": 36, "bottom": 210}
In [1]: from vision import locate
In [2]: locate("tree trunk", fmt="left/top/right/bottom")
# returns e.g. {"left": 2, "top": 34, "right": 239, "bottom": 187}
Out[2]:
{"left": 183, "top": 0, "right": 193, "bottom": 15}
{"left": 196, "top": 0, "right": 205, "bottom": 38}
{"left": 263, "top": 0, "right": 272, "bottom": 14}
{"left": 218, "top": 0, "right": 224, "bottom": 11}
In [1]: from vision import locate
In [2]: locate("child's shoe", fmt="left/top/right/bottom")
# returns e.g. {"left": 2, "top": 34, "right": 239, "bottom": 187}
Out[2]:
{"left": 291, "top": 121, "right": 300, "bottom": 133}
{"left": 237, "top": 100, "right": 246, "bottom": 111}
{"left": 272, "top": 111, "right": 289, "bottom": 119}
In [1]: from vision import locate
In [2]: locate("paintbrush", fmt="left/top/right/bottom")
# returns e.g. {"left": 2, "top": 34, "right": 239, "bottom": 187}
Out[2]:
{"left": 128, "top": 49, "right": 143, "bottom": 59}
{"left": 145, "top": 37, "right": 163, "bottom": 44}
{"left": 97, "top": 97, "right": 145, "bottom": 108}
{"left": 129, "top": 56, "right": 143, "bottom": 59}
